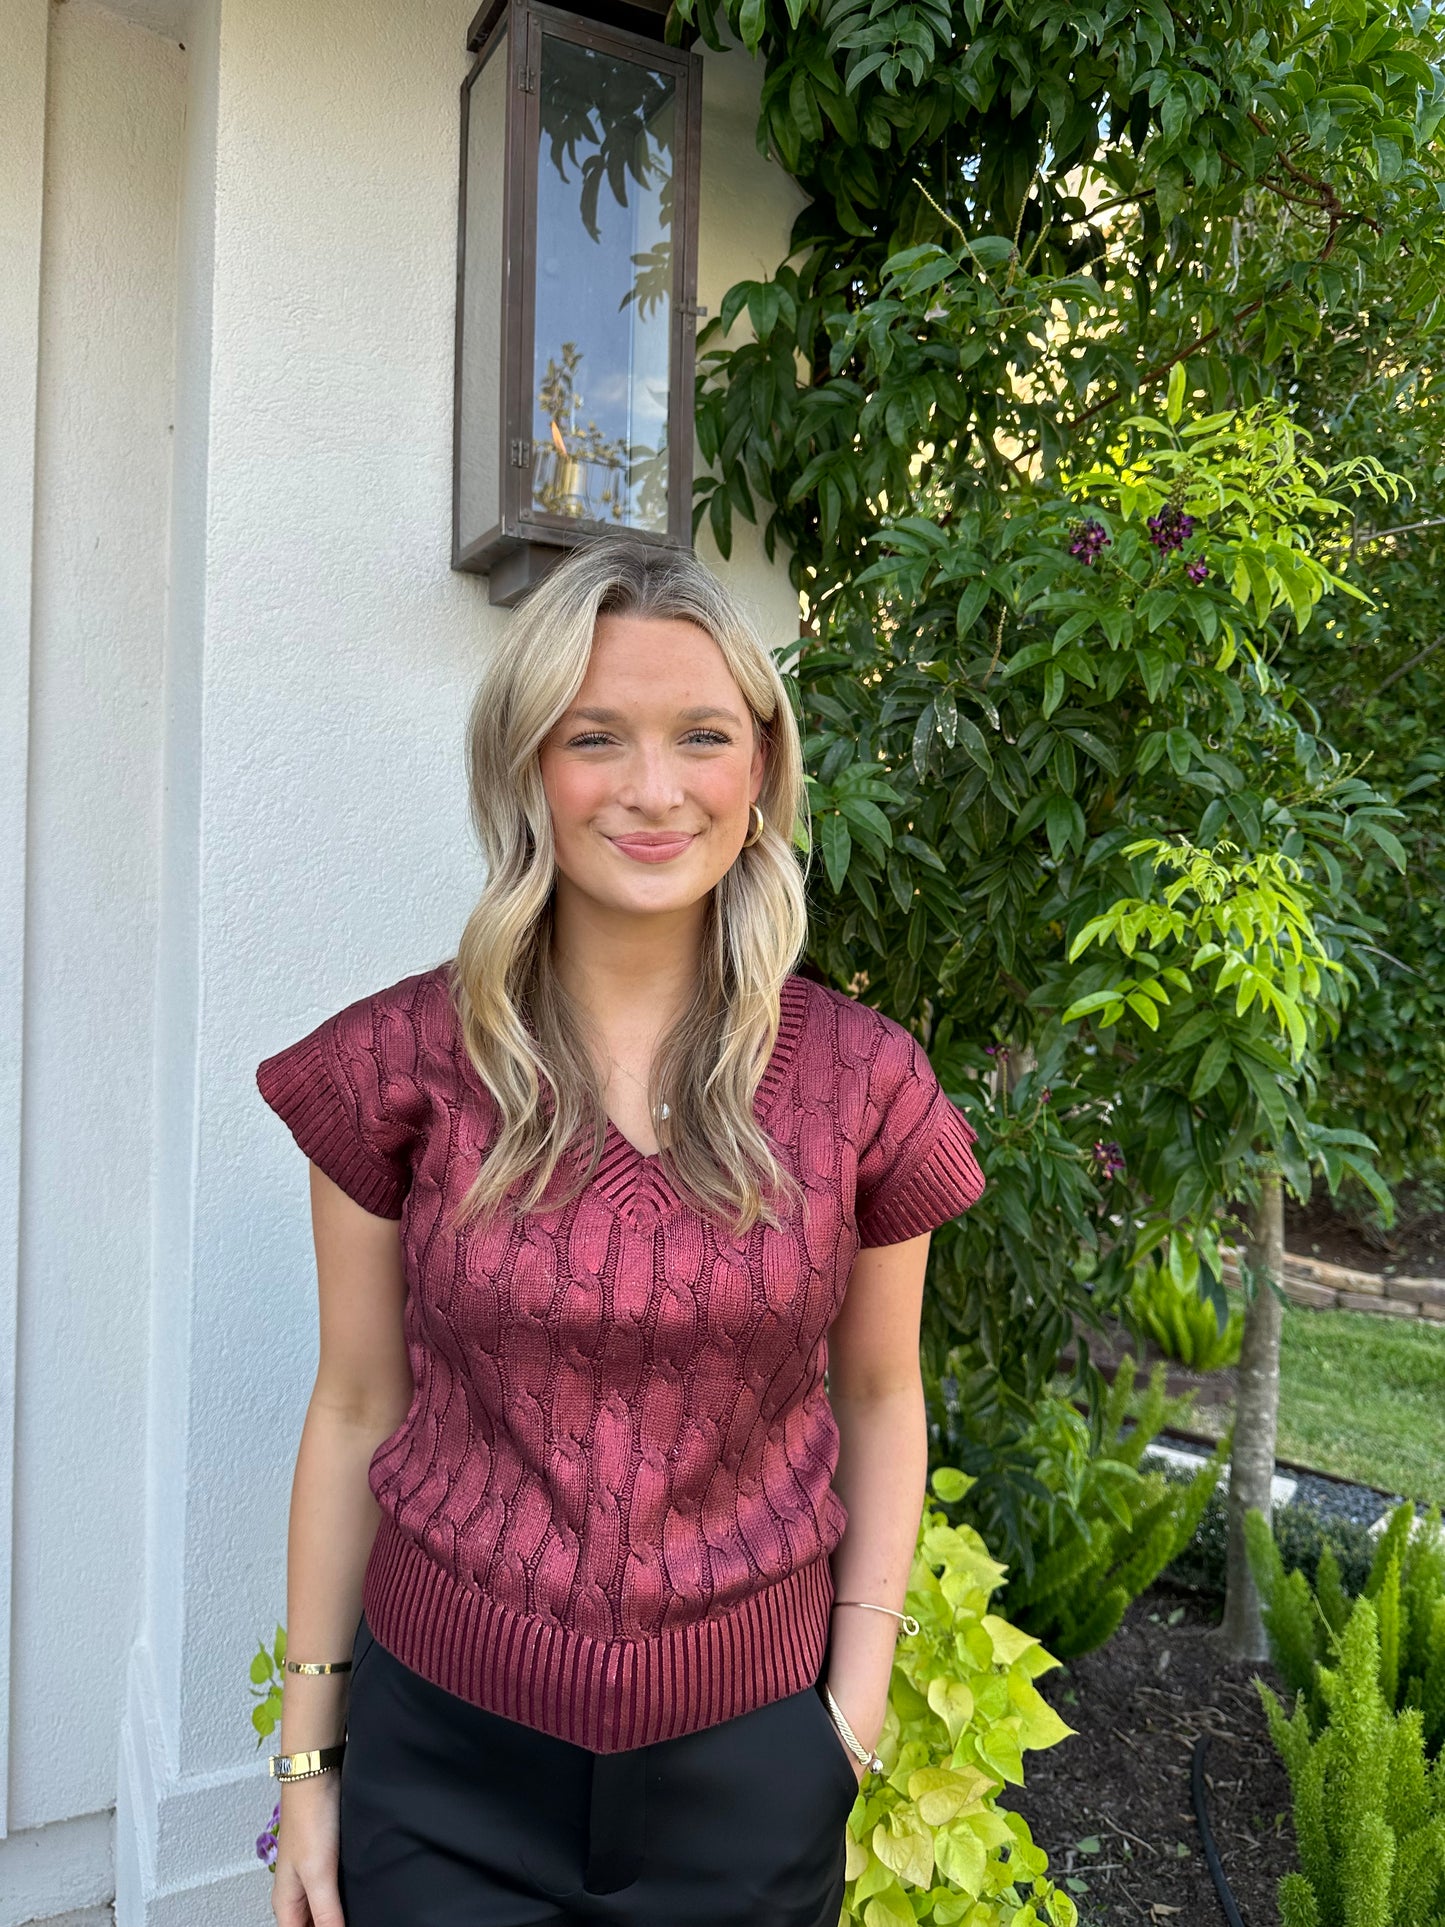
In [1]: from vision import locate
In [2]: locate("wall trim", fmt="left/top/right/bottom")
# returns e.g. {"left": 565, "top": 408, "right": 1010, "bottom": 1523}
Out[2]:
{"left": 0, "top": 1810, "right": 112, "bottom": 1927}
{"left": 0, "top": 0, "right": 51, "bottom": 1844}
{"left": 115, "top": 1640, "right": 271, "bottom": 1927}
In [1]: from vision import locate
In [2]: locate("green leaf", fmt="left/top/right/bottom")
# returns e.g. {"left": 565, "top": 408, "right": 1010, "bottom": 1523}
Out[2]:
{"left": 1237, "top": 1052, "right": 1289, "bottom": 1144}
{"left": 912, "top": 702, "right": 936, "bottom": 778}
{"left": 931, "top": 1465, "right": 971, "bottom": 1503}
{"left": 862, "top": 1884, "right": 917, "bottom": 1927}
{"left": 956, "top": 579, "right": 990, "bottom": 634}
{"left": 820, "top": 812, "right": 851, "bottom": 892}
{"left": 1165, "top": 360, "right": 1186, "bottom": 426}
{"left": 1135, "top": 648, "right": 1169, "bottom": 702}
{"left": 1190, "top": 1033, "right": 1232, "bottom": 1099}
{"left": 840, "top": 796, "right": 894, "bottom": 845}
{"left": 1354, "top": 818, "right": 1408, "bottom": 872}
{"left": 1045, "top": 795, "right": 1084, "bottom": 861}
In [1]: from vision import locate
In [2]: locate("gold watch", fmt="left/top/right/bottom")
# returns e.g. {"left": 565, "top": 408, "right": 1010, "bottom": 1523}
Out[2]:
{"left": 269, "top": 1743, "right": 347, "bottom": 1783}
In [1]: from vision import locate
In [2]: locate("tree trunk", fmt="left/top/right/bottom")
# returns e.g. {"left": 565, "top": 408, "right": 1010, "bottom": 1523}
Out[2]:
{"left": 1219, "top": 1171, "right": 1285, "bottom": 1660}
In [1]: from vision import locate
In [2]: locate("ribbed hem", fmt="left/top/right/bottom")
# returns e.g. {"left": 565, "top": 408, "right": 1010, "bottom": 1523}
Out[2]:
{"left": 255, "top": 1034, "right": 406, "bottom": 1219}
{"left": 857, "top": 1095, "right": 985, "bottom": 1247}
{"left": 361, "top": 1513, "right": 837, "bottom": 1753}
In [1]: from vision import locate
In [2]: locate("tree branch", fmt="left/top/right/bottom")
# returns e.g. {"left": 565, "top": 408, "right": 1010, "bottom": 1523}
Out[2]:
{"left": 1055, "top": 296, "right": 1267, "bottom": 441}
{"left": 1351, "top": 516, "right": 1445, "bottom": 548}
{"left": 1330, "top": 634, "right": 1445, "bottom": 707}
{"left": 1367, "top": 634, "right": 1445, "bottom": 699}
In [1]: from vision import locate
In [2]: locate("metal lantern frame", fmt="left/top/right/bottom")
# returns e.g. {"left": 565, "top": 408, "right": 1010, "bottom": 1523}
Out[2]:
{"left": 453, "top": 0, "right": 703, "bottom": 606}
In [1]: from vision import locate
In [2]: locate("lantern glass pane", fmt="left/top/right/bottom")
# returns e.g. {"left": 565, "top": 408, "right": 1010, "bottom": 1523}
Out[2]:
{"left": 530, "top": 35, "right": 675, "bottom": 533}
{"left": 457, "top": 31, "right": 508, "bottom": 557}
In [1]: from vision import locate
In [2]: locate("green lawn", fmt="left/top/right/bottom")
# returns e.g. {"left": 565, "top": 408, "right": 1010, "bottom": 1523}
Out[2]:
{"left": 1188, "top": 1302, "right": 1445, "bottom": 1504}
{"left": 1275, "top": 1304, "right": 1445, "bottom": 1504}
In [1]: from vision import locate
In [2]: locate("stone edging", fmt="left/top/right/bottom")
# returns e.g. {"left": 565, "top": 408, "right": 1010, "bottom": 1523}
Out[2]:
{"left": 1221, "top": 1247, "right": 1445, "bottom": 1322}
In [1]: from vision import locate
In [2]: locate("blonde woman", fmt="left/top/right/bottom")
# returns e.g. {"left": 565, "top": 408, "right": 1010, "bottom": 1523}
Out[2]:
{"left": 256, "top": 538, "right": 984, "bottom": 1927}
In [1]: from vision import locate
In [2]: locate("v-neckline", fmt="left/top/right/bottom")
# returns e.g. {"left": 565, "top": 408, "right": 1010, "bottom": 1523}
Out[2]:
{"left": 440, "top": 967, "right": 811, "bottom": 1226}
{"left": 586, "top": 974, "right": 810, "bottom": 1221}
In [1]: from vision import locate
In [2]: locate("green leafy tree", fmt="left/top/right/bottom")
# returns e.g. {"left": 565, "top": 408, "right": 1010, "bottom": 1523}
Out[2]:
{"left": 791, "top": 387, "right": 1401, "bottom": 1578}
{"left": 1265, "top": 273, "right": 1445, "bottom": 1202}
{"left": 670, "top": 0, "right": 1445, "bottom": 1589}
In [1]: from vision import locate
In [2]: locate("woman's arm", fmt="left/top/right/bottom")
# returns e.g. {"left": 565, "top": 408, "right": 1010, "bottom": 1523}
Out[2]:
{"left": 823, "top": 1229, "right": 933, "bottom": 1778}
{"left": 272, "top": 1162, "right": 414, "bottom": 1927}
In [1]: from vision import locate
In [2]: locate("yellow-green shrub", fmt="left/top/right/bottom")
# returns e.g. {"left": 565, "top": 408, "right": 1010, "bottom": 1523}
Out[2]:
{"left": 841, "top": 1467, "right": 1078, "bottom": 1927}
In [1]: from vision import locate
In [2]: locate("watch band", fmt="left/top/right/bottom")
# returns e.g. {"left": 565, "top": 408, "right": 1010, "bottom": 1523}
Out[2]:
{"left": 268, "top": 1743, "right": 347, "bottom": 1782}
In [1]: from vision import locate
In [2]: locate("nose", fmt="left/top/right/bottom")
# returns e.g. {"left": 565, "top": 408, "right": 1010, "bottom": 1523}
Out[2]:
{"left": 614, "top": 740, "right": 688, "bottom": 820}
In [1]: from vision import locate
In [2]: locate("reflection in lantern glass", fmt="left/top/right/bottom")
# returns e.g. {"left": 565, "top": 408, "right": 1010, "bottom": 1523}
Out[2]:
{"left": 531, "top": 36, "right": 674, "bottom": 532}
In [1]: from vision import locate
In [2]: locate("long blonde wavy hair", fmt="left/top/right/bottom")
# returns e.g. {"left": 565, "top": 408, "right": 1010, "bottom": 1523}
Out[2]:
{"left": 446, "top": 538, "right": 810, "bottom": 1236}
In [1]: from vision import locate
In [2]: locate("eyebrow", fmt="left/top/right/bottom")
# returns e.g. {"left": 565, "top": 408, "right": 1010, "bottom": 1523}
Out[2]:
{"left": 564, "top": 705, "right": 745, "bottom": 727}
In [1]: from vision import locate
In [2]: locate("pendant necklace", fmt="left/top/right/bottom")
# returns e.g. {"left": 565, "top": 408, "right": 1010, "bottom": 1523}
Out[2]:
{"left": 609, "top": 1055, "right": 670, "bottom": 1122}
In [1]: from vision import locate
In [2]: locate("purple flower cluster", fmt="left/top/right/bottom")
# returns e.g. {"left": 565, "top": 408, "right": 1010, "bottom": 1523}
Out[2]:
{"left": 1147, "top": 504, "right": 1195, "bottom": 554}
{"left": 256, "top": 1801, "right": 280, "bottom": 1872}
{"left": 1186, "top": 558, "right": 1210, "bottom": 584}
{"left": 1068, "top": 518, "right": 1111, "bottom": 565}
{"left": 984, "top": 1043, "right": 1009, "bottom": 1060}
{"left": 1091, "top": 1139, "right": 1126, "bottom": 1179}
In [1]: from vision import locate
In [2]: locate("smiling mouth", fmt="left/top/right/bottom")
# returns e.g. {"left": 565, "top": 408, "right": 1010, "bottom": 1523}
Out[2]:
{"left": 608, "top": 832, "right": 699, "bottom": 863}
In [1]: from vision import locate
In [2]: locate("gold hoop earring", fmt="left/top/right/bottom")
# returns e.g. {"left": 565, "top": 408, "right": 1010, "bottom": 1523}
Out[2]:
{"left": 742, "top": 803, "right": 766, "bottom": 848}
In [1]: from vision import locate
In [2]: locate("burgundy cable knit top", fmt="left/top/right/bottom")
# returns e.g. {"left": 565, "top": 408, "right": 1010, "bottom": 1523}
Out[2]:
{"left": 256, "top": 962, "right": 985, "bottom": 1752}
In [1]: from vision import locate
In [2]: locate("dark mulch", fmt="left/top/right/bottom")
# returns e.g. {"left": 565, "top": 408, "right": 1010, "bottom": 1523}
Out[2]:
{"left": 1285, "top": 1181, "right": 1445, "bottom": 1278}
{"left": 1003, "top": 1587, "right": 1296, "bottom": 1927}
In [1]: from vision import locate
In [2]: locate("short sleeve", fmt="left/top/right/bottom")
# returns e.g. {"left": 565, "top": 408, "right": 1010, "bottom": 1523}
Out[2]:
{"left": 854, "top": 1023, "right": 985, "bottom": 1248}
{"left": 255, "top": 986, "right": 420, "bottom": 1220}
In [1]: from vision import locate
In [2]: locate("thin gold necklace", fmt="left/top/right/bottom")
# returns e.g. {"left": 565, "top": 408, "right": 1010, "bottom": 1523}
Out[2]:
{"left": 608, "top": 1055, "right": 670, "bottom": 1122}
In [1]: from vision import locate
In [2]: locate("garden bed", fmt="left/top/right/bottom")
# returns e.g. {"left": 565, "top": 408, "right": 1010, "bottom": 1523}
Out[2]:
{"left": 1285, "top": 1181, "right": 1445, "bottom": 1278}
{"left": 1004, "top": 1587, "right": 1295, "bottom": 1927}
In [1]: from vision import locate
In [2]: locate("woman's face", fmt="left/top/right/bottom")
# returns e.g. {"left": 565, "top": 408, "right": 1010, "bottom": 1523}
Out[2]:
{"left": 538, "top": 612, "right": 766, "bottom": 924}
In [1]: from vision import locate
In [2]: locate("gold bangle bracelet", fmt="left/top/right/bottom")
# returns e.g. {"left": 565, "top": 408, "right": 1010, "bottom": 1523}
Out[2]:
{"left": 832, "top": 1599, "right": 921, "bottom": 1637}
{"left": 822, "top": 1685, "right": 884, "bottom": 1776}
{"left": 284, "top": 1658, "right": 353, "bottom": 1675}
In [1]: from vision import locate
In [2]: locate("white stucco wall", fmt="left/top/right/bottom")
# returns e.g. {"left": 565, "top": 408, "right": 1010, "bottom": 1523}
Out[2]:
{"left": 2, "top": 4, "right": 185, "bottom": 1922}
{"left": 5, "top": 0, "right": 806, "bottom": 1919}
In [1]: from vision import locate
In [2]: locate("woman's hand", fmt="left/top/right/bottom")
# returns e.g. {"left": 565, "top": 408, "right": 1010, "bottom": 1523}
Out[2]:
{"left": 271, "top": 1774, "right": 344, "bottom": 1927}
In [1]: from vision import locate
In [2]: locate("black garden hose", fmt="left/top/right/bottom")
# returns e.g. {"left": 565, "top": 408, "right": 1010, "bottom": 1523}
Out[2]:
{"left": 1192, "top": 1733, "right": 1248, "bottom": 1927}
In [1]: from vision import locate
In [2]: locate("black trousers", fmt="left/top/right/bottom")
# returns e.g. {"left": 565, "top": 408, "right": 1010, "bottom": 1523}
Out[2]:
{"left": 337, "top": 1613, "right": 855, "bottom": 1926}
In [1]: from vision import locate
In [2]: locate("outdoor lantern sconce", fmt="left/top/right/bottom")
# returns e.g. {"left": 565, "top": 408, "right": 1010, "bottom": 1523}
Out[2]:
{"left": 454, "top": 0, "right": 703, "bottom": 606}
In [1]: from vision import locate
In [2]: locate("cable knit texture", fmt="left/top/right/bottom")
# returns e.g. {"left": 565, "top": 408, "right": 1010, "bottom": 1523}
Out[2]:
{"left": 256, "top": 963, "right": 985, "bottom": 1751}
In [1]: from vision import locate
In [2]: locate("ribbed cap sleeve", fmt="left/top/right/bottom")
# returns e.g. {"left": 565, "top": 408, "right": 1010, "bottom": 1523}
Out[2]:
{"left": 854, "top": 1020, "right": 985, "bottom": 1247}
{"left": 255, "top": 982, "right": 423, "bottom": 1220}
